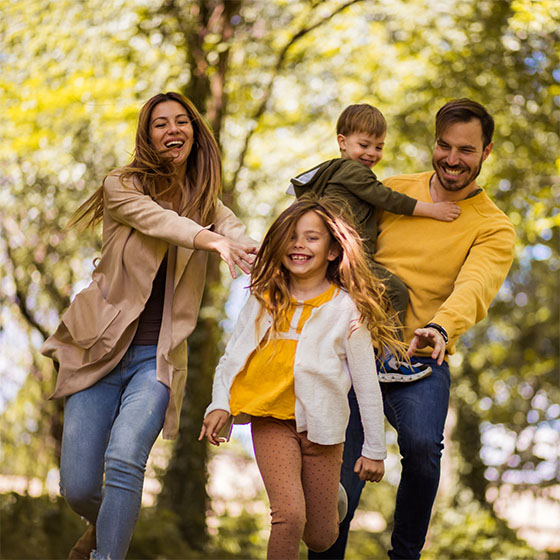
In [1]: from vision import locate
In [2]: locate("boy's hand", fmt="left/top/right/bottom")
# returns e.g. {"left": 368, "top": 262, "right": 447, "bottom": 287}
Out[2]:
{"left": 432, "top": 201, "right": 461, "bottom": 222}
{"left": 354, "top": 456, "right": 385, "bottom": 482}
{"left": 412, "top": 200, "right": 461, "bottom": 222}
{"left": 199, "top": 409, "right": 230, "bottom": 446}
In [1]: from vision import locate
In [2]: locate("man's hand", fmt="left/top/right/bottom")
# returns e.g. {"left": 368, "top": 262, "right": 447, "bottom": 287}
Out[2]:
{"left": 354, "top": 456, "right": 385, "bottom": 482}
{"left": 407, "top": 327, "right": 446, "bottom": 365}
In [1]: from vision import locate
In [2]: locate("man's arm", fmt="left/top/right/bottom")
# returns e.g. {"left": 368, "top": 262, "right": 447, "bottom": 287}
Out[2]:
{"left": 410, "top": 219, "right": 516, "bottom": 358}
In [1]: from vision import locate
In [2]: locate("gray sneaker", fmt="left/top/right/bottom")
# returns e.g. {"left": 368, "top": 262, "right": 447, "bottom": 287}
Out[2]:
{"left": 337, "top": 482, "right": 348, "bottom": 523}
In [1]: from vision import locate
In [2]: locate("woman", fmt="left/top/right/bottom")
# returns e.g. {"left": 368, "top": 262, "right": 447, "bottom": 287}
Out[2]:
{"left": 41, "top": 92, "right": 258, "bottom": 559}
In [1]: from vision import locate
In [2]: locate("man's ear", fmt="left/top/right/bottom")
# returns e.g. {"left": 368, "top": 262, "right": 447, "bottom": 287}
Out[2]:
{"left": 482, "top": 141, "right": 493, "bottom": 162}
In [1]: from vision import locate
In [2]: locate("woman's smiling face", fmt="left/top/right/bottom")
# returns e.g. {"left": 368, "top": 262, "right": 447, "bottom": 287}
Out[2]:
{"left": 149, "top": 100, "right": 194, "bottom": 169}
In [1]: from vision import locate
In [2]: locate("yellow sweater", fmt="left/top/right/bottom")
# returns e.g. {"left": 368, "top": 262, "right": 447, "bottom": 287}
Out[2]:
{"left": 375, "top": 172, "right": 515, "bottom": 355}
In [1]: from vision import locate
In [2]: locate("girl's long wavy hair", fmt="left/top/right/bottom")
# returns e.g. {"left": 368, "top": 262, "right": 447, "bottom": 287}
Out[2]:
{"left": 68, "top": 92, "right": 221, "bottom": 229}
{"left": 250, "top": 195, "right": 407, "bottom": 360}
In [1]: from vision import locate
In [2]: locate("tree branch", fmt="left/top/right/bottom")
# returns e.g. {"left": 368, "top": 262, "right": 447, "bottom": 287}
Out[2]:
{"left": 229, "top": 0, "right": 364, "bottom": 192}
{"left": 0, "top": 217, "right": 51, "bottom": 341}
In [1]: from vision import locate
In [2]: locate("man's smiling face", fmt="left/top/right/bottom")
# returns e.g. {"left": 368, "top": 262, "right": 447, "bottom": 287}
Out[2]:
{"left": 432, "top": 119, "right": 492, "bottom": 195}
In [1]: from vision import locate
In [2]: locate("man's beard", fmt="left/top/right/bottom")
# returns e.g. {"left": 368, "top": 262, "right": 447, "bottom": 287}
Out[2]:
{"left": 432, "top": 155, "right": 483, "bottom": 192}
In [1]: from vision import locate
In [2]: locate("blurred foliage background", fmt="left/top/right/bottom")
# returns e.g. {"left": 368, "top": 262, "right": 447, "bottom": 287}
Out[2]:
{"left": 1, "top": 0, "right": 558, "bottom": 558}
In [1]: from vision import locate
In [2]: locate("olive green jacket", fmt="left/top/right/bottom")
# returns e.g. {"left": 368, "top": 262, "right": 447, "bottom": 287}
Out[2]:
{"left": 290, "top": 158, "right": 417, "bottom": 255}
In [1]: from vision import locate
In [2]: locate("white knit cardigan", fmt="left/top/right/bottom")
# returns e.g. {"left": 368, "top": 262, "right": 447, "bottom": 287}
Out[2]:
{"left": 205, "top": 289, "right": 387, "bottom": 460}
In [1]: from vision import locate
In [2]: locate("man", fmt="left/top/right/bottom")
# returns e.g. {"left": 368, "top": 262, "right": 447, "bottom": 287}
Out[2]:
{"left": 310, "top": 98, "right": 516, "bottom": 559}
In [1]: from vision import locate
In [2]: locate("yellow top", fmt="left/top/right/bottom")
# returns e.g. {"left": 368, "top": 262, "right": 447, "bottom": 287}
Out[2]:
{"left": 229, "top": 284, "right": 339, "bottom": 418}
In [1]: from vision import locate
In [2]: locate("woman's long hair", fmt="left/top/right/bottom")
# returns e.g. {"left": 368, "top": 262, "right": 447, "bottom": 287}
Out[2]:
{"left": 249, "top": 195, "right": 407, "bottom": 360}
{"left": 68, "top": 92, "right": 221, "bottom": 229}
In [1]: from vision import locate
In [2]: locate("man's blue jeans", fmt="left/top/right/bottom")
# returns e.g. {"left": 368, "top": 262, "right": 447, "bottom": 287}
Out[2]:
{"left": 309, "top": 358, "right": 450, "bottom": 560}
{"left": 59, "top": 345, "right": 169, "bottom": 560}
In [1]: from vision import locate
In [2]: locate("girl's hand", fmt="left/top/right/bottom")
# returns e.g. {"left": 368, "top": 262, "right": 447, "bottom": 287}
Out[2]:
{"left": 199, "top": 409, "right": 231, "bottom": 446}
{"left": 354, "top": 456, "right": 385, "bottom": 482}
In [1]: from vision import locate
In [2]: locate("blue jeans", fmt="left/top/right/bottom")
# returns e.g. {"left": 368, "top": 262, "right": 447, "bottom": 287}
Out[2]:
{"left": 59, "top": 345, "right": 169, "bottom": 560}
{"left": 309, "top": 358, "right": 450, "bottom": 560}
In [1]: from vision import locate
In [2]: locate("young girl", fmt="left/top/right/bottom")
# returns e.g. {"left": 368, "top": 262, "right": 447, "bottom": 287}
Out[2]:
{"left": 199, "top": 196, "right": 404, "bottom": 560}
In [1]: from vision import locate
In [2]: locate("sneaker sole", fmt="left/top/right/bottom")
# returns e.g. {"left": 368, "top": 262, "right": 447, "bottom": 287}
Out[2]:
{"left": 378, "top": 370, "right": 432, "bottom": 383}
{"left": 338, "top": 483, "right": 348, "bottom": 523}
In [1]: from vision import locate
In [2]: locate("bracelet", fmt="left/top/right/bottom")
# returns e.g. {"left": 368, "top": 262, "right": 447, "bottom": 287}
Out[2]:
{"left": 424, "top": 323, "right": 449, "bottom": 344}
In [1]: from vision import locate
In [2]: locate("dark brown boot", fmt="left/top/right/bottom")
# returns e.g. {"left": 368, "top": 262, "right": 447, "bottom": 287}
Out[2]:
{"left": 68, "top": 525, "right": 96, "bottom": 560}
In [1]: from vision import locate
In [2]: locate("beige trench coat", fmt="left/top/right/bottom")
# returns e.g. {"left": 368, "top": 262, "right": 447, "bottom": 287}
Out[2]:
{"left": 41, "top": 173, "right": 255, "bottom": 439}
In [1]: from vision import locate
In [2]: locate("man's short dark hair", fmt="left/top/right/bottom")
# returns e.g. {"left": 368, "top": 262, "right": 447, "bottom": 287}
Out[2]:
{"left": 435, "top": 98, "right": 494, "bottom": 149}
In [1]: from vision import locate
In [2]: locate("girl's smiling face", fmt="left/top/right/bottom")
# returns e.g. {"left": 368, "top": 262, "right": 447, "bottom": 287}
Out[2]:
{"left": 282, "top": 211, "right": 339, "bottom": 284}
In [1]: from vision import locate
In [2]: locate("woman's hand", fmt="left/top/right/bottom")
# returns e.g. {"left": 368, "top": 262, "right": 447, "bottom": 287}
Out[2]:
{"left": 213, "top": 237, "right": 259, "bottom": 278}
{"left": 199, "top": 409, "right": 230, "bottom": 446}
{"left": 354, "top": 456, "right": 385, "bottom": 482}
{"left": 194, "top": 229, "right": 259, "bottom": 278}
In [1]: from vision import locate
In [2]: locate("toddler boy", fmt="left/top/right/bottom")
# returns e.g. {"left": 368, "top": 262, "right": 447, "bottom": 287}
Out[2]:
{"left": 290, "top": 104, "right": 460, "bottom": 381}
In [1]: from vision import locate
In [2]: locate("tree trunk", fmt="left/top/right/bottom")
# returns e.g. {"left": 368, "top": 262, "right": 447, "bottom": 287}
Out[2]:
{"left": 158, "top": 255, "right": 222, "bottom": 550}
{"left": 157, "top": 5, "right": 243, "bottom": 549}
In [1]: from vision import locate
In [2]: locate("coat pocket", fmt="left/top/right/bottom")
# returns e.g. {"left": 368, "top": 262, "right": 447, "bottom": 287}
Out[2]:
{"left": 61, "top": 282, "right": 120, "bottom": 349}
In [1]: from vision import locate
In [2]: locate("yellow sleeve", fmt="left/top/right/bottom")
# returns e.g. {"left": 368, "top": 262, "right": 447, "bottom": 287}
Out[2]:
{"left": 431, "top": 218, "right": 516, "bottom": 342}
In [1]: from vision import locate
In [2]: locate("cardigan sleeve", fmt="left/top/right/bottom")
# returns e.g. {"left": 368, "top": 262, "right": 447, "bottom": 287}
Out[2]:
{"left": 205, "top": 295, "right": 260, "bottom": 417}
{"left": 103, "top": 174, "right": 206, "bottom": 248}
{"left": 345, "top": 322, "right": 387, "bottom": 460}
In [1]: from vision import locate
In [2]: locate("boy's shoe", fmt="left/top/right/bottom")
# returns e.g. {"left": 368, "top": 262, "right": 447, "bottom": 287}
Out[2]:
{"left": 337, "top": 482, "right": 348, "bottom": 523}
{"left": 378, "top": 357, "right": 432, "bottom": 383}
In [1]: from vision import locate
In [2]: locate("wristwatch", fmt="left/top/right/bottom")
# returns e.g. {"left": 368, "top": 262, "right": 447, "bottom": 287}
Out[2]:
{"left": 424, "top": 322, "right": 449, "bottom": 344}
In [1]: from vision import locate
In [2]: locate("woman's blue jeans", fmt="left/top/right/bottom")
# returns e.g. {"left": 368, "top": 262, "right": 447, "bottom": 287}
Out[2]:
{"left": 59, "top": 345, "right": 169, "bottom": 560}
{"left": 309, "top": 357, "right": 450, "bottom": 560}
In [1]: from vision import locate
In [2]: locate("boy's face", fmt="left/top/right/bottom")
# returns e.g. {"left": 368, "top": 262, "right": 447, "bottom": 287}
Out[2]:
{"left": 337, "top": 131, "right": 385, "bottom": 168}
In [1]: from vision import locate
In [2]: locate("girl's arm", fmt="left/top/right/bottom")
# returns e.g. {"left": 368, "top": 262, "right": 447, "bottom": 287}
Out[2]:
{"left": 201, "top": 297, "right": 262, "bottom": 445}
{"left": 345, "top": 322, "right": 387, "bottom": 461}
{"left": 354, "top": 456, "right": 385, "bottom": 482}
{"left": 413, "top": 200, "right": 461, "bottom": 222}
{"left": 204, "top": 295, "right": 261, "bottom": 416}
